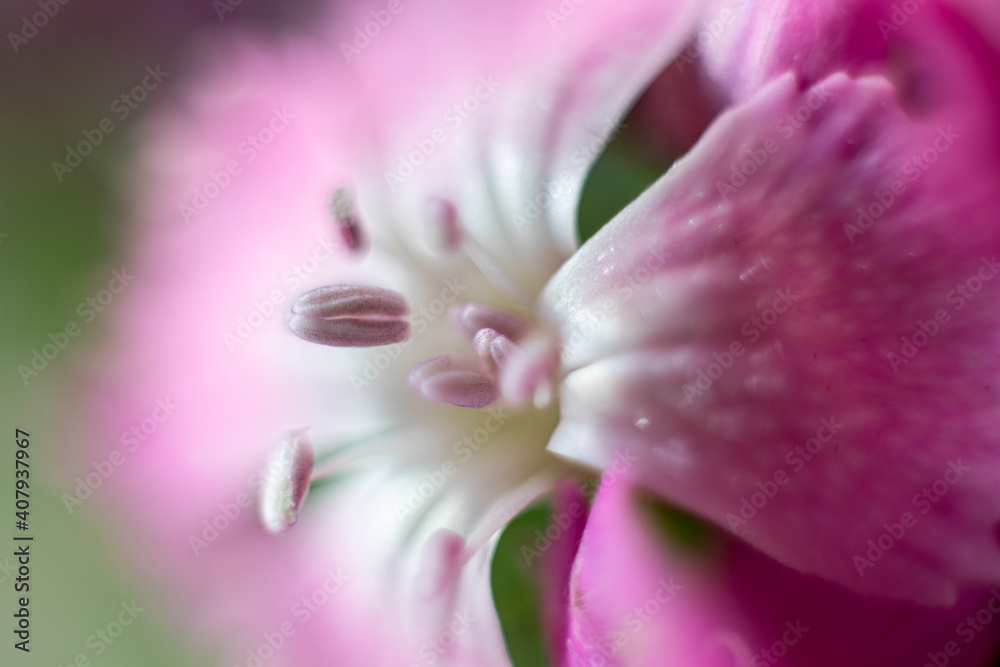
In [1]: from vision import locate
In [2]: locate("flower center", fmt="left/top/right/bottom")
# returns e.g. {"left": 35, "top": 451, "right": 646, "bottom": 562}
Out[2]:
{"left": 286, "top": 191, "right": 559, "bottom": 410}
{"left": 261, "top": 189, "right": 566, "bottom": 529}
{"left": 407, "top": 300, "right": 556, "bottom": 409}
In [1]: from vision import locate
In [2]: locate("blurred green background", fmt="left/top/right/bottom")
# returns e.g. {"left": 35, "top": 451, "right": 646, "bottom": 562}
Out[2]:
{"left": 0, "top": 2, "right": 321, "bottom": 665}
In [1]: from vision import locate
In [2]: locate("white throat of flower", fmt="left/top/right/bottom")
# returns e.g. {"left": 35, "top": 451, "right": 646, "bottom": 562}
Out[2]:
{"left": 259, "top": 186, "right": 564, "bottom": 536}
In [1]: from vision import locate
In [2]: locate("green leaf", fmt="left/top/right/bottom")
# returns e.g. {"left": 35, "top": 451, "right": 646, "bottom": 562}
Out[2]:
{"left": 640, "top": 493, "right": 723, "bottom": 564}
{"left": 576, "top": 126, "right": 670, "bottom": 244}
{"left": 491, "top": 500, "right": 552, "bottom": 667}
{"left": 645, "top": 499, "right": 716, "bottom": 552}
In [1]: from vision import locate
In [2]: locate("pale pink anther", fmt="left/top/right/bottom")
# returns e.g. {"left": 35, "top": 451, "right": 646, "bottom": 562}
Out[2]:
{"left": 499, "top": 334, "right": 556, "bottom": 407}
{"left": 472, "top": 327, "right": 517, "bottom": 373}
{"left": 409, "top": 353, "right": 499, "bottom": 408}
{"left": 287, "top": 285, "right": 410, "bottom": 347}
{"left": 258, "top": 430, "right": 315, "bottom": 534}
{"left": 331, "top": 187, "right": 366, "bottom": 253}
{"left": 423, "top": 197, "right": 463, "bottom": 257}
{"left": 448, "top": 302, "right": 529, "bottom": 343}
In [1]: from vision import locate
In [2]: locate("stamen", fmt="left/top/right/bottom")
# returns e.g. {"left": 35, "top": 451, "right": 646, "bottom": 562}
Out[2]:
{"left": 498, "top": 334, "right": 556, "bottom": 408}
{"left": 287, "top": 285, "right": 411, "bottom": 347}
{"left": 331, "top": 187, "right": 366, "bottom": 253}
{"left": 423, "top": 197, "right": 463, "bottom": 257}
{"left": 409, "top": 353, "right": 499, "bottom": 408}
{"left": 259, "top": 430, "right": 315, "bottom": 534}
{"left": 472, "top": 327, "right": 517, "bottom": 373}
{"left": 422, "top": 197, "right": 530, "bottom": 304}
{"left": 415, "top": 529, "right": 466, "bottom": 599}
{"left": 449, "top": 302, "right": 529, "bottom": 343}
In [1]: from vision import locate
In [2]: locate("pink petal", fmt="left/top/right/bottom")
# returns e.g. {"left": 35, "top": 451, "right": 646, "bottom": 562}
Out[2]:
{"left": 543, "top": 71, "right": 1000, "bottom": 604}
{"left": 697, "top": 0, "right": 1000, "bottom": 118}
{"left": 539, "top": 480, "right": 589, "bottom": 666}
{"left": 696, "top": 0, "right": 885, "bottom": 103}
{"left": 352, "top": 0, "right": 706, "bottom": 277}
{"left": 568, "top": 478, "right": 1000, "bottom": 667}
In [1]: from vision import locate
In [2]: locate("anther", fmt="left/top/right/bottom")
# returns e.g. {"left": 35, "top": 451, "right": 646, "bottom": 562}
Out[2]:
{"left": 259, "top": 430, "right": 315, "bottom": 534}
{"left": 473, "top": 327, "right": 517, "bottom": 373}
{"left": 423, "top": 197, "right": 463, "bottom": 257}
{"left": 449, "top": 302, "right": 529, "bottom": 343}
{"left": 409, "top": 353, "right": 499, "bottom": 408}
{"left": 422, "top": 198, "right": 530, "bottom": 304}
{"left": 498, "top": 333, "right": 556, "bottom": 408}
{"left": 331, "top": 187, "right": 366, "bottom": 253}
{"left": 287, "top": 285, "right": 411, "bottom": 347}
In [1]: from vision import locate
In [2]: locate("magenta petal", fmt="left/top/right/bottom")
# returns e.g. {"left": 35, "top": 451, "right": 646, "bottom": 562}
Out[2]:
{"left": 538, "top": 480, "right": 588, "bottom": 667}
{"left": 698, "top": 0, "right": 1000, "bottom": 108}
{"left": 696, "top": 0, "right": 884, "bottom": 103}
{"left": 568, "top": 479, "right": 1000, "bottom": 667}
{"left": 543, "top": 71, "right": 1000, "bottom": 604}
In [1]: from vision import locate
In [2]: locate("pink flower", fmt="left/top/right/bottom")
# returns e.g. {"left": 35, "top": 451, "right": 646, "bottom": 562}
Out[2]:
{"left": 544, "top": 0, "right": 1000, "bottom": 607}
{"left": 567, "top": 478, "right": 1000, "bottom": 666}
{"left": 101, "top": 1, "right": 699, "bottom": 665}
{"left": 96, "top": 0, "right": 1000, "bottom": 665}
